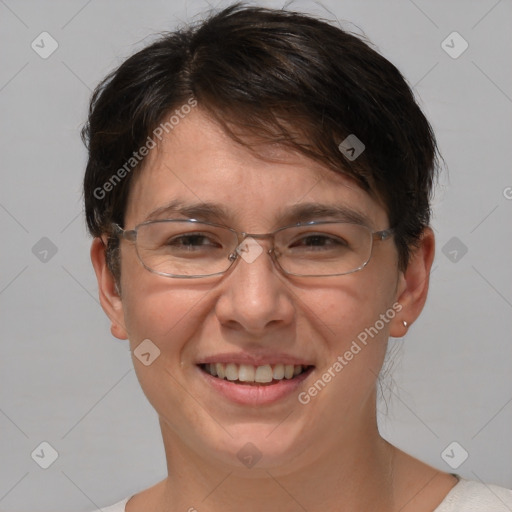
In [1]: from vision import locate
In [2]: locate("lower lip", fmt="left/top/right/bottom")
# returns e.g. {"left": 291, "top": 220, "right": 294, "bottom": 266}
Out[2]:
{"left": 197, "top": 366, "right": 314, "bottom": 405}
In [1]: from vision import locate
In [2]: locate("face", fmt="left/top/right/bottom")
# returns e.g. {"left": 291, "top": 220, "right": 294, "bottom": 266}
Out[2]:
{"left": 96, "top": 108, "right": 413, "bottom": 473}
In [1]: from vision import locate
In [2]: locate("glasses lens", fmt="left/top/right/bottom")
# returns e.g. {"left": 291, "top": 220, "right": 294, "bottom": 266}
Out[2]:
{"left": 275, "top": 222, "right": 373, "bottom": 276}
{"left": 135, "top": 221, "right": 237, "bottom": 277}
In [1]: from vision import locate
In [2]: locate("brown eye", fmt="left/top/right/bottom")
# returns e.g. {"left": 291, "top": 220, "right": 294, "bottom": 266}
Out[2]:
{"left": 166, "top": 234, "right": 219, "bottom": 248}
{"left": 289, "top": 234, "right": 348, "bottom": 249}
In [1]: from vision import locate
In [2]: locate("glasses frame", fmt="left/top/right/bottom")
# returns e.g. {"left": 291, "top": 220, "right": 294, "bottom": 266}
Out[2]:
{"left": 111, "top": 219, "right": 394, "bottom": 279}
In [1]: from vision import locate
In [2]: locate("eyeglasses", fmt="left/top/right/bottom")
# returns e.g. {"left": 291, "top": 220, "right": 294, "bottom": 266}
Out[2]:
{"left": 111, "top": 219, "right": 394, "bottom": 278}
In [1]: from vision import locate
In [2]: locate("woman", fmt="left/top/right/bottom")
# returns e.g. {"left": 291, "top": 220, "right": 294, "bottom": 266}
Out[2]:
{"left": 82, "top": 3, "right": 512, "bottom": 511}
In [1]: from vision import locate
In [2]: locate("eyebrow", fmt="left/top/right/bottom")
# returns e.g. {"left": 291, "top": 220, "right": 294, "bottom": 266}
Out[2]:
{"left": 143, "top": 200, "right": 371, "bottom": 227}
{"left": 144, "top": 200, "right": 229, "bottom": 223}
{"left": 279, "top": 203, "right": 371, "bottom": 227}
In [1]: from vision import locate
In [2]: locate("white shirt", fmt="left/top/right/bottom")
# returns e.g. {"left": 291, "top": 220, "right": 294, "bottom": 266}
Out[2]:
{"left": 96, "top": 478, "right": 512, "bottom": 511}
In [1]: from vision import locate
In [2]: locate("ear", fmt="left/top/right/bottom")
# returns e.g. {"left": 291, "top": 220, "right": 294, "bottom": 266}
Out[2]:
{"left": 90, "top": 237, "right": 128, "bottom": 340}
{"left": 389, "top": 227, "right": 435, "bottom": 338}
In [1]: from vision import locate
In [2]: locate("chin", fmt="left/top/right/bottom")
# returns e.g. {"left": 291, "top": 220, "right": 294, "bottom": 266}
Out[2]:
{"left": 197, "top": 420, "right": 312, "bottom": 472}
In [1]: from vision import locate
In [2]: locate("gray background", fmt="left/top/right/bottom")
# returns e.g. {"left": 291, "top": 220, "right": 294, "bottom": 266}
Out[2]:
{"left": 1, "top": 0, "right": 511, "bottom": 511}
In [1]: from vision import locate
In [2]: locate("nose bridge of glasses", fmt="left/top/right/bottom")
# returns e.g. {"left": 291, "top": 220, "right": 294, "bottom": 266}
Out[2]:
{"left": 232, "top": 231, "right": 276, "bottom": 260}
{"left": 238, "top": 230, "right": 276, "bottom": 241}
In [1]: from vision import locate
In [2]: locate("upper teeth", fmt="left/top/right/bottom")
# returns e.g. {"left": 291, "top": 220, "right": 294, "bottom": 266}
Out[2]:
{"left": 204, "top": 363, "right": 305, "bottom": 383}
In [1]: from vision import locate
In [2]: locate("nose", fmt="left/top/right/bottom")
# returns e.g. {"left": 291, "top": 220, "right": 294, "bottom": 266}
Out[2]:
{"left": 214, "top": 237, "right": 295, "bottom": 335}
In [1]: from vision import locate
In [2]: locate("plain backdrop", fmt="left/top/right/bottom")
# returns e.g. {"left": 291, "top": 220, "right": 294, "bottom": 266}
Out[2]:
{"left": 1, "top": 1, "right": 511, "bottom": 511}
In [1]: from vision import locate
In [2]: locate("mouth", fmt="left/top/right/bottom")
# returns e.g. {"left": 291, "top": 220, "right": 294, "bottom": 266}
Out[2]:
{"left": 199, "top": 362, "right": 313, "bottom": 385}
{"left": 197, "top": 362, "right": 314, "bottom": 405}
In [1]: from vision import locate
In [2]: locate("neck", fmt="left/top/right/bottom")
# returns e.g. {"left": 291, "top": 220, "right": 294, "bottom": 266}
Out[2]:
{"left": 156, "top": 416, "right": 396, "bottom": 512}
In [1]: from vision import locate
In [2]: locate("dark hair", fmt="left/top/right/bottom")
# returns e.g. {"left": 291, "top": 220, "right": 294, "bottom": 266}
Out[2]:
{"left": 82, "top": 2, "right": 440, "bottom": 280}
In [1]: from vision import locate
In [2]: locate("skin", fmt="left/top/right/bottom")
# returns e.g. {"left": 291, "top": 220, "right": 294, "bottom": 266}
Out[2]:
{"left": 91, "top": 107, "right": 458, "bottom": 511}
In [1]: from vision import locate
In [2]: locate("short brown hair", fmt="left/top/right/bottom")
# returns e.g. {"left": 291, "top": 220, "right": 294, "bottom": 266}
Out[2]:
{"left": 82, "top": 2, "right": 440, "bottom": 280}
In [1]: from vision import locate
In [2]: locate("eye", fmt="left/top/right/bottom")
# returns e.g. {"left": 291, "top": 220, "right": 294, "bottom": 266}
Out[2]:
{"left": 290, "top": 233, "right": 349, "bottom": 250}
{"left": 165, "top": 232, "right": 222, "bottom": 251}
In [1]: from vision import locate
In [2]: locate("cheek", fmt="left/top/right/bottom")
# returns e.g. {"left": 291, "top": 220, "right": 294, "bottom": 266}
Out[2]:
{"left": 297, "top": 268, "right": 399, "bottom": 384}
{"left": 305, "top": 273, "right": 396, "bottom": 340}
{"left": 119, "top": 278, "right": 214, "bottom": 423}
{"left": 119, "top": 247, "right": 212, "bottom": 356}
{"left": 296, "top": 281, "right": 397, "bottom": 417}
{"left": 122, "top": 284, "right": 208, "bottom": 353}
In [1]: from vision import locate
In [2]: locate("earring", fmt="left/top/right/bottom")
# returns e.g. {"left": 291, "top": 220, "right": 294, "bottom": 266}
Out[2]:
{"left": 403, "top": 320, "right": 408, "bottom": 328}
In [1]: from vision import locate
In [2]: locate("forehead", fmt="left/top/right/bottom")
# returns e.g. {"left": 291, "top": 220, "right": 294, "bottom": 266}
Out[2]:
{"left": 124, "top": 108, "right": 388, "bottom": 230}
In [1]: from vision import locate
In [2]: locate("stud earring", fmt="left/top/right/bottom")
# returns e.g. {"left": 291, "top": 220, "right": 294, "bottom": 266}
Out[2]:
{"left": 403, "top": 320, "right": 408, "bottom": 328}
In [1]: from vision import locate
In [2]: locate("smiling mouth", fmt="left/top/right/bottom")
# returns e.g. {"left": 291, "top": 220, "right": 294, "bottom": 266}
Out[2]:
{"left": 199, "top": 363, "right": 314, "bottom": 386}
